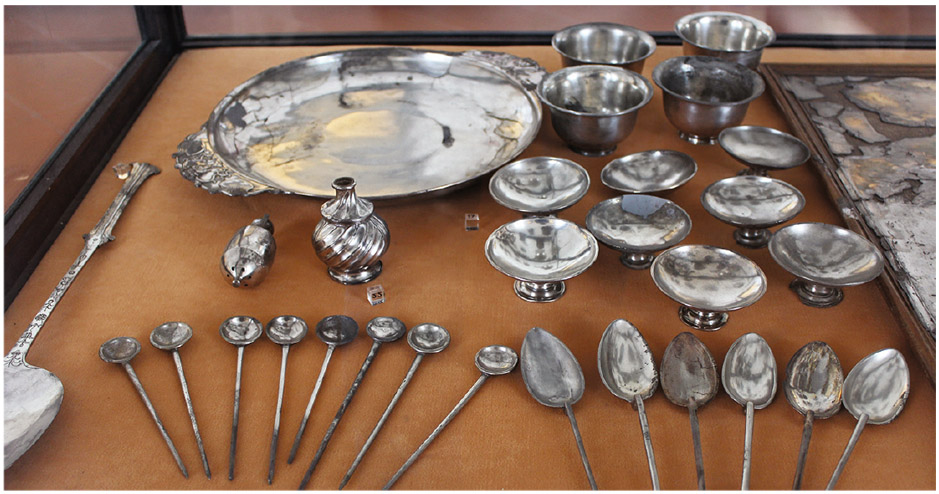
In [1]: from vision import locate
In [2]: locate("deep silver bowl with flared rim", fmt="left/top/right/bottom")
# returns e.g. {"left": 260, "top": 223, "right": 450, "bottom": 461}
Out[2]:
{"left": 537, "top": 64, "right": 654, "bottom": 157}
{"left": 768, "top": 222, "right": 885, "bottom": 308}
{"left": 719, "top": 126, "right": 811, "bottom": 176}
{"left": 484, "top": 217, "right": 598, "bottom": 303}
{"left": 600, "top": 149, "right": 698, "bottom": 195}
{"left": 489, "top": 156, "right": 590, "bottom": 217}
{"left": 586, "top": 194, "right": 692, "bottom": 269}
{"left": 700, "top": 175, "right": 805, "bottom": 248}
{"left": 674, "top": 11, "right": 776, "bottom": 69}
{"left": 552, "top": 22, "right": 657, "bottom": 73}
{"left": 652, "top": 55, "right": 765, "bottom": 145}
{"left": 651, "top": 244, "right": 767, "bottom": 331}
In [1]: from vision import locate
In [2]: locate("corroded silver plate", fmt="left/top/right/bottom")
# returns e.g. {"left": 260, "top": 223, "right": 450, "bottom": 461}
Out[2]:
{"left": 174, "top": 48, "right": 545, "bottom": 199}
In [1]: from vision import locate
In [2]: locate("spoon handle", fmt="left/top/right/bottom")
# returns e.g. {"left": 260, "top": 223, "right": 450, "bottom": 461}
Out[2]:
{"left": 172, "top": 350, "right": 210, "bottom": 479}
{"left": 564, "top": 403, "right": 598, "bottom": 490}
{"left": 383, "top": 374, "right": 489, "bottom": 490}
{"left": 288, "top": 344, "right": 336, "bottom": 464}
{"left": 792, "top": 411, "right": 815, "bottom": 489}
{"left": 339, "top": 353, "right": 424, "bottom": 490}
{"left": 267, "top": 345, "right": 290, "bottom": 485}
{"left": 299, "top": 340, "right": 383, "bottom": 490}
{"left": 122, "top": 362, "right": 188, "bottom": 478}
{"left": 826, "top": 413, "right": 868, "bottom": 490}
{"left": 688, "top": 406, "right": 705, "bottom": 490}
{"left": 634, "top": 396, "right": 660, "bottom": 489}
{"left": 228, "top": 346, "right": 244, "bottom": 480}
{"left": 742, "top": 401, "right": 754, "bottom": 490}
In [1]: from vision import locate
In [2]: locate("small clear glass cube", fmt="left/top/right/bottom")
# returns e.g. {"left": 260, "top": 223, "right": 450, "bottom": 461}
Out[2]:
{"left": 366, "top": 284, "right": 385, "bottom": 306}
{"left": 464, "top": 213, "right": 480, "bottom": 231}
{"left": 113, "top": 163, "right": 132, "bottom": 179}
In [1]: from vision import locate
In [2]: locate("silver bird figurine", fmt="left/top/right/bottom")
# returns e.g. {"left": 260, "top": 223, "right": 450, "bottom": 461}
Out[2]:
{"left": 221, "top": 215, "right": 276, "bottom": 287}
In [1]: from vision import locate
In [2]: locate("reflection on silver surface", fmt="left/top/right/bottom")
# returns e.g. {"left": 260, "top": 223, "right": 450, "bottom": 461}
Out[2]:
{"left": 600, "top": 150, "right": 697, "bottom": 194}
{"left": 674, "top": 11, "right": 775, "bottom": 69}
{"left": 719, "top": 126, "right": 810, "bottom": 175}
{"left": 586, "top": 195, "right": 691, "bottom": 269}
{"left": 174, "top": 48, "right": 544, "bottom": 199}
{"left": 552, "top": 22, "right": 657, "bottom": 73}
{"left": 843, "top": 348, "right": 910, "bottom": 424}
{"left": 651, "top": 245, "right": 767, "bottom": 312}
{"left": 701, "top": 175, "right": 805, "bottom": 248}
{"left": 489, "top": 157, "right": 590, "bottom": 215}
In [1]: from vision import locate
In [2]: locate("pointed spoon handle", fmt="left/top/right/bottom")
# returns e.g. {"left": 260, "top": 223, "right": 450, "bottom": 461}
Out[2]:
{"left": 689, "top": 405, "right": 706, "bottom": 490}
{"left": 826, "top": 413, "right": 868, "bottom": 490}
{"left": 792, "top": 411, "right": 815, "bottom": 489}
{"left": 564, "top": 403, "right": 598, "bottom": 490}
{"left": 635, "top": 396, "right": 659, "bottom": 489}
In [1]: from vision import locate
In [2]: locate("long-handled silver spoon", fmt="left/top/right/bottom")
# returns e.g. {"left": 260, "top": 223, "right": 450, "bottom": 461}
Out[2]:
{"left": 287, "top": 315, "right": 359, "bottom": 464}
{"left": 5, "top": 162, "right": 159, "bottom": 469}
{"left": 784, "top": 341, "right": 843, "bottom": 489}
{"left": 521, "top": 327, "right": 597, "bottom": 490}
{"left": 383, "top": 344, "right": 518, "bottom": 490}
{"left": 659, "top": 332, "right": 719, "bottom": 490}
{"left": 298, "top": 317, "right": 407, "bottom": 489}
{"left": 826, "top": 348, "right": 909, "bottom": 490}
{"left": 219, "top": 315, "right": 264, "bottom": 480}
{"left": 338, "top": 323, "right": 450, "bottom": 490}
{"left": 99, "top": 336, "right": 188, "bottom": 478}
{"left": 721, "top": 332, "right": 776, "bottom": 490}
{"left": 597, "top": 319, "right": 660, "bottom": 489}
{"left": 150, "top": 322, "right": 211, "bottom": 478}
{"left": 264, "top": 315, "right": 309, "bottom": 484}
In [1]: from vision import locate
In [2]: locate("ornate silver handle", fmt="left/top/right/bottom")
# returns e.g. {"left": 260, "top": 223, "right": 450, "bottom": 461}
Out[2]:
{"left": 173, "top": 127, "right": 275, "bottom": 197}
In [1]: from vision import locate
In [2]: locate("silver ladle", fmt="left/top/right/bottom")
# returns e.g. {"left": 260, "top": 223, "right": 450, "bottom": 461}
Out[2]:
{"left": 264, "top": 315, "right": 309, "bottom": 484}
{"left": 784, "top": 341, "right": 843, "bottom": 489}
{"left": 298, "top": 317, "right": 407, "bottom": 489}
{"left": 597, "top": 319, "right": 660, "bottom": 489}
{"left": 98, "top": 336, "right": 188, "bottom": 478}
{"left": 338, "top": 323, "right": 451, "bottom": 490}
{"left": 287, "top": 315, "right": 359, "bottom": 464}
{"left": 721, "top": 332, "right": 776, "bottom": 490}
{"left": 383, "top": 344, "right": 519, "bottom": 490}
{"left": 149, "top": 321, "right": 210, "bottom": 479}
{"left": 521, "top": 327, "right": 598, "bottom": 490}
{"left": 219, "top": 315, "right": 264, "bottom": 480}
{"left": 659, "top": 332, "right": 719, "bottom": 490}
{"left": 826, "top": 348, "right": 909, "bottom": 490}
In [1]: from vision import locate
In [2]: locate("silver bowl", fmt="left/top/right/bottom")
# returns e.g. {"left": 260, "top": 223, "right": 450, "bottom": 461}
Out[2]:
{"left": 485, "top": 217, "right": 598, "bottom": 303}
{"left": 769, "top": 223, "right": 885, "bottom": 308}
{"left": 651, "top": 244, "right": 767, "bottom": 331}
{"left": 652, "top": 56, "right": 764, "bottom": 145}
{"left": 538, "top": 65, "right": 654, "bottom": 157}
{"left": 674, "top": 11, "right": 775, "bottom": 69}
{"left": 701, "top": 175, "right": 805, "bottom": 248}
{"left": 552, "top": 22, "right": 657, "bottom": 73}
{"left": 586, "top": 195, "right": 692, "bottom": 269}
{"left": 600, "top": 149, "right": 697, "bottom": 194}
{"left": 489, "top": 157, "right": 590, "bottom": 217}
{"left": 719, "top": 126, "right": 811, "bottom": 176}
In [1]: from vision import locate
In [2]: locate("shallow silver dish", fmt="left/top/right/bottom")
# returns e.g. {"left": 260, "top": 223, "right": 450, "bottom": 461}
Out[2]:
{"left": 489, "top": 157, "right": 590, "bottom": 216}
{"left": 769, "top": 222, "right": 885, "bottom": 308}
{"left": 719, "top": 126, "right": 811, "bottom": 176}
{"left": 485, "top": 217, "right": 598, "bottom": 303}
{"left": 651, "top": 244, "right": 766, "bottom": 331}
{"left": 174, "top": 47, "right": 545, "bottom": 199}
{"left": 701, "top": 175, "right": 805, "bottom": 248}
{"left": 586, "top": 195, "right": 692, "bottom": 269}
{"left": 600, "top": 150, "right": 697, "bottom": 194}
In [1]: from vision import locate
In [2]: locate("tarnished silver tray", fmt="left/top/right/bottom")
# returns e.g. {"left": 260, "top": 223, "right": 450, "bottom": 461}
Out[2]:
{"left": 174, "top": 47, "right": 545, "bottom": 199}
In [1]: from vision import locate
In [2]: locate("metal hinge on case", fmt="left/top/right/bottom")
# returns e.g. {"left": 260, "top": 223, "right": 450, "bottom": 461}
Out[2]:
{"left": 173, "top": 126, "right": 275, "bottom": 197}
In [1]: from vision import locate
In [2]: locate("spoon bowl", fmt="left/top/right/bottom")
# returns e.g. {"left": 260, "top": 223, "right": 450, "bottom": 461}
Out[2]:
{"left": 149, "top": 322, "right": 194, "bottom": 351}
{"left": 265, "top": 315, "right": 309, "bottom": 345}
{"left": 521, "top": 327, "right": 585, "bottom": 408}
{"left": 843, "top": 348, "right": 910, "bottom": 424}
{"left": 475, "top": 345, "right": 519, "bottom": 376}
{"left": 660, "top": 332, "right": 719, "bottom": 408}
{"left": 407, "top": 323, "right": 451, "bottom": 354}
{"left": 365, "top": 316, "right": 407, "bottom": 343}
{"left": 597, "top": 319, "right": 657, "bottom": 402}
{"left": 722, "top": 333, "right": 777, "bottom": 408}
{"left": 315, "top": 315, "right": 359, "bottom": 345}
{"left": 785, "top": 341, "right": 843, "bottom": 419}
{"left": 99, "top": 336, "right": 142, "bottom": 364}
{"left": 219, "top": 316, "right": 264, "bottom": 346}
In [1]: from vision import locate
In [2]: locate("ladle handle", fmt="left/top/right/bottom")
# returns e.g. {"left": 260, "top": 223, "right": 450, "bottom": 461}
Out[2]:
{"left": 122, "top": 362, "right": 188, "bottom": 478}
{"left": 826, "top": 413, "right": 868, "bottom": 490}
{"left": 288, "top": 344, "right": 336, "bottom": 464}
{"left": 634, "top": 396, "right": 660, "bottom": 490}
{"left": 267, "top": 345, "right": 290, "bottom": 485}
{"left": 792, "top": 411, "right": 815, "bottom": 489}
{"left": 228, "top": 346, "right": 244, "bottom": 480}
{"left": 689, "top": 405, "right": 706, "bottom": 490}
{"left": 383, "top": 374, "right": 489, "bottom": 490}
{"left": 742, "top": 401, "right": 754, "bottom": 490}
{"left": 564, "top": 403, "right": 598, "bottom": 490}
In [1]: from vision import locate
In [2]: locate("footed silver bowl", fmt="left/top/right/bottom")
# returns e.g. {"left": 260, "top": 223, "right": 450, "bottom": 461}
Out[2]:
{"left": 651, "top": 244, "right": 767, "bottom": 331}
{"left": 769, "top": 223, "right": 885, "bottom": 308}
{"left": 489, "top": 157, "right": 590, "bottom": 217}
{"left": 701, "top": 175, "right": 805, "bottom": 248}
{"left": 674, "top": 11, "right": 775, "bottom": 69}
{"left": 485, "top": 217, "right": 598, "bottom": 302}
{"left": 719, "top": 126, "right": 811, "bottom": 176}
{"left": 552, "top": 22, "right": 657, "bottom": 73}
{"left": 586, "top": 195, "right": 692, "bottom": 269}
{"left": 600, "top": 150, "right": 697, "bottom": 195}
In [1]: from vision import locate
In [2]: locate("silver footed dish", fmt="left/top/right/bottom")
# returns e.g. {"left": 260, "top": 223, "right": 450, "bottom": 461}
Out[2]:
{"left": 586, "top": 194, "right": 692, "bottom": 269}
{"left": 600, "top": 150, "right": 697, "bottom": 195}
{"left": 700, "top": 175, "right": 805, "bottom": 248}
{"left": 719, "top": 126, "right": 811, "bottom": 176}
{"left": 489, "top": 157, "right": 590, "bottom": 216}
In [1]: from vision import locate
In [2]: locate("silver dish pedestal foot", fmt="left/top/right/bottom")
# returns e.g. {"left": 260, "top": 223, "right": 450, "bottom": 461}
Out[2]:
{"left": 329, "top": 261, "right": 382, "bottom": 285}
{"left": 789, "top": 279, "right": 844, "bottom": 308}
{"left": 680, "top": 306, "right": 729, "bottom": 331}
{"left": 736, "top": 167, "right": 769, "bottom": 177}
{"left": 620, "top": 252, "right": 655, "bottom": 270}
{"left": 734, "top": 227, "right": 772, "bottom": 248}
{"left": 679, "top": 132, "right": 717, "bottom": 145}
{"left": 571, "top": 146, "right": 615, "bottom": 157}
{"left": 515, "top": 280, "right": 566, "bottom": 303}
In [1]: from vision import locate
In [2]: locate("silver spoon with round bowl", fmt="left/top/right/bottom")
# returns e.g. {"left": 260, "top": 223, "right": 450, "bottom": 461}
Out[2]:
{"left": 769, "top": 222, "right": 885, "bottom": 308}
{"left": 719, "top": 126, "right": 811, "bottom": 176}
{"left": 489, "top": 156, "right": 590, "bottom": 217}
{"left": 586, "top": 194, "right": 692, "bottom": 269}
{"left": 264, "top": 315, "right": 309, "bottom": 484}
{"left": 600, "top": 149, "right": 698, "bottom": 195}
{"left": 651, "top": 245, "right": 767, "bottom": 331}
{"left": 485, "top": 217, "right": 598, "bottom": 303}
{"left": 784, "top": 341, "right": 844, "bottom": 490}
{"left": 219, "top": 315, "right": 264, "bottom": 480}
{"left": 701, "top": 175, "right": 805, "bottom": 248}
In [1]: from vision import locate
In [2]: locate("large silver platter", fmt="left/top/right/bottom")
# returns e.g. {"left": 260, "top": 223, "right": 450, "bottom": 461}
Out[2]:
{"left": 174, "top": 48, "right": 545, "bottom": 199}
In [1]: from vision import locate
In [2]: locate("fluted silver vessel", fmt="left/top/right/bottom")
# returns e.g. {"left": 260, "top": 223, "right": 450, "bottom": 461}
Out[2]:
{"left": 313, "top": 177, "right": 389, "bottom": 284}
{"left": 221, "top": 215, "right": 276, "bottom": 287}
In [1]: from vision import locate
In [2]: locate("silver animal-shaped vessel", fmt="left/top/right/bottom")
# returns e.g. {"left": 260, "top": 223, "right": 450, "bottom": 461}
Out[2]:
{"left": 221, "top": 215, "right": 276, "bottom": 287}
